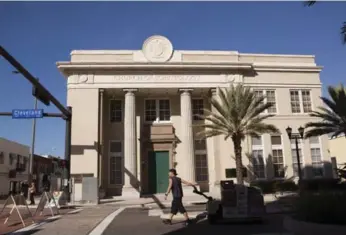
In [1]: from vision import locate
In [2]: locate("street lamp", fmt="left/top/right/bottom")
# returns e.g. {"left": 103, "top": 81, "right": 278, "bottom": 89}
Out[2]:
{"left": 286, "top": 126, "right": 305, "bottom": 184}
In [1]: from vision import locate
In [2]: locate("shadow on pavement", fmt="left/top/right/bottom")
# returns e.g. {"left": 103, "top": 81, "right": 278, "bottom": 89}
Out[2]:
{"left": 265, "top": 192, "right": 298, "bottom": 214}
{"left": 160, "top": 210, "right": 287, "bottom": 235}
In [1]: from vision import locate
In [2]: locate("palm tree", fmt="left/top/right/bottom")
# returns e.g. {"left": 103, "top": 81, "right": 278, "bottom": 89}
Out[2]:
{"left": 305, "top": 85, "right": 346, "bottom": 138}
{"left": 304, "top": 1, "right": 346, "bottom": 44}
{"left": 195, "top": 84, "right": 279, "bottom": 185}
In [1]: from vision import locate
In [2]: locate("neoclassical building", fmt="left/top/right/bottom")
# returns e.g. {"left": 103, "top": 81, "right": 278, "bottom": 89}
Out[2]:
{"left": 57, "top": 35, "right": 333, "bottom": 199}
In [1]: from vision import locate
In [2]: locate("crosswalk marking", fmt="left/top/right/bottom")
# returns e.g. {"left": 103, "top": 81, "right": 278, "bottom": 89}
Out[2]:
{"left": 148, "top": 209, "right": 163, "bottom": 217}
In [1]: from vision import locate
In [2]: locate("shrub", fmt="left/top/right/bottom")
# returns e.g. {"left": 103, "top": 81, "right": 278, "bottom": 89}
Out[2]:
{"left": 295, "top": 191, "right": 346, "bottom": 225}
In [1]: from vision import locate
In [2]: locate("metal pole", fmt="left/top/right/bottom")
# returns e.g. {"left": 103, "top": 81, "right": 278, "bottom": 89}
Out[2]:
{"left": 29, "top": 78, "right": 39, "bottom": 183}
{"left": 29, "top": 96, "right": 38, "bottom": 182}
{"left": 64, "top": 106, "right": 72, "bottom": 202}
{"left": 0, "top": 46, "right": 70, "bottom": 118}
{"left": 295, "top": 137, "right": 303, "bottom": 184}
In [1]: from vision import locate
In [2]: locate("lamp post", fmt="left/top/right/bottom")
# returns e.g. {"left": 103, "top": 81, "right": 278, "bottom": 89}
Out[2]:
{"left": 286, "top": 126, "right": 305, "bottom": 184}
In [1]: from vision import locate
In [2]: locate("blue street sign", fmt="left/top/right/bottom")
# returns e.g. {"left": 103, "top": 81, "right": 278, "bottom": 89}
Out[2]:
{"left": 12, "top": 109, "right": 44, "bottom": 119}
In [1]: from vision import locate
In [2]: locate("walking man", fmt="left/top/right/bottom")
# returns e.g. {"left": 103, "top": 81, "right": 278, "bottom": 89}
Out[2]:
{"left": 163, "top": 169, "right": 197, "bottom": 226}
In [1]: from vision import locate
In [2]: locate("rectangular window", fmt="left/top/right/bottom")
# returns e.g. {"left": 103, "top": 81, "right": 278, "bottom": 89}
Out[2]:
{"left": 9, "top": 153, "right": 15, "bottom": 165}
{"left": 291, "top": 137, "right": 304, "bottom": 178}
{"left": 309, "top": 136, "right": 319, "bottom": 145}
{"left": 291, "top": 149, "right": 304, "bottom": 178}
{"left": 266, "top": 90, "right": 277, "bottom": 113}
{"left": 110, "top": 100, "right": 122, "bottom": 122}
{"left": 192, "top": 99, "right": 204, "bottom": 121}
{"left": 194, "top": 139, "right": 209, "bottom": 182}
{"left": 290, "top": 90, "right": 312, "bottom": 114}
{"left": 109, "top": 141, "right": 123, "bottom": 185}
{"left": 251, "top": 136, "right": 262, "bottom": 146}
{"left": 253, "top": 90, "right": 277, "bottom": 113}
{"left": 0, "top": 152, "right": 4, "bottom": 164}
{"left": 290, "top": 90, "right": 301, "bottom": 113}
{"left": 271, "top": 135, "right": 282, "bottom": 146}
{"left": 272, "top": 149, "right": 285, "bottom": 178}
{"left": 251, "top": 135, "right": 265, "bottom": 179}
{"left": 145, "top": 99, "right": 171, "bottom": 123}
{"left": 254, "top": 90, "right": 264, "bottom": 106}
{"left": 159, "top": 100, "right": 170, "bottom": 121}
{"left": 23, "top": 157, "right": 27, "bottom": 170}
{"left": 311, "top": 148, "right": 324, "bottom": 177}
{"left": 252, "top": 150, "right": 265, "bottom": 179}
{"left": 145, "top": 100, "right": 157, "bottom": 122}
{"left": 302, "top": 90, "right": 312, "bottom": 113}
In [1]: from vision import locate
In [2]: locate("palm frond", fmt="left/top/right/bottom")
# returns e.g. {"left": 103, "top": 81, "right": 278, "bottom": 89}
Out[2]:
{"left": 197, "top": 83, "right": 278, "bottom": 141}
{"left": 304, "top": 1, "right": 316, "bottom": 7}
{"left": 305, "top": 85, "right": 346, "bottom": 138}
{"left": 341, "top": 22, "right": 346, "bottom": 44}
{"left": 304, "top": 127, "right": 337, "bottom": 138}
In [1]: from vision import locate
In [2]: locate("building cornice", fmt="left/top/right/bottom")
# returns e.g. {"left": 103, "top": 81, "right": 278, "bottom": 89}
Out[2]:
{"left": 56, "top": 62, "right": 254, "bottom": 76}
{"left": 56, "top": 61, "right": 322, "bottom": 77}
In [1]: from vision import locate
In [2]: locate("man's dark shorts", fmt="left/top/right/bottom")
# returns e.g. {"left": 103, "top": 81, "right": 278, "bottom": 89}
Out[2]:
{"left": 171, "top": 197, "right": 186, "bottom": 215}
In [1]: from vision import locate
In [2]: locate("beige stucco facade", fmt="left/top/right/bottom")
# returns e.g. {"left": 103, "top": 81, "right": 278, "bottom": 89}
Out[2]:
{"left": 0, "top": 138, "right": 30, "bottom": 196}
{"left": 329, "top": 135, "right": 346, "bottom": 164}
{"left": 57, "top": 35, "right": 333, "bottom": 199}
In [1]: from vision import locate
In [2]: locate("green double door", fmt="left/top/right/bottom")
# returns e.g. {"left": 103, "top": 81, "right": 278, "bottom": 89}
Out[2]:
{"left": 148, "top": 151, "right": 169, "bottom": 194}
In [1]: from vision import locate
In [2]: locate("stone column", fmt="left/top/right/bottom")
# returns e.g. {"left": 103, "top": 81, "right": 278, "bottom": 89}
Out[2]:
{"left": 123, "top": 88, "right": 139, "bottom": 198}
{"left": 179, "top": 89, "right": 196, "bottom": 183}
{"left": 210, "top": 88, "right": 221, "bottom": 196}
{"left": 98, "top": 89, "right": 104, "bottom": 190}
{"left": 206, "top": 88, "right": 217, "bottom": 194}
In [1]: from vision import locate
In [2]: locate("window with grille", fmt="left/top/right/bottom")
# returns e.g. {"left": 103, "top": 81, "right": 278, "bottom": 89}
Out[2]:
{"left": 192, "top": 99, "right": 204, "bottom": 121}
{"left": 290, "top": 90, "right": 312, "bottom": 114}
{"left": 194, "top": 139, "right": 209, "bottom": 182}
{"left": 291, "top": 138, "right": 304, "bottom": 178}
{"left": 311, "top": 147, "right": 324, "bottom": 177}
{"left": 145, "top": 99, "right": 171, "bottom": 123}
{"left": 254, "top": 90, "right": 265, "bottom": 106}
{"left": 251, "top": 135, "right": 265, "bottom": 179}
{"left": 253, "top": 90, "right": 277, "bottom": 113}
{"left": 302, "top": 90, "right": 312, "bottom": 113}
{"left": 159, "top": 100, "right": 170, "bottom": 121}
{"left": 272, "top": 149, "right": 285, "bottom": 178}
{"left": 290, "top": 90, "right": 301, "bottom": 113}
{"left": 109, "top": 141, "right": 123, "bottom": 185}
{"left": 252, "top": 150, "right": 265, "bottom": 179}
{"left": 110, "top": 100, "right": 122, "bottom": 122}
{"left": 291, "top": 149, "right": 304, "bottom": 177}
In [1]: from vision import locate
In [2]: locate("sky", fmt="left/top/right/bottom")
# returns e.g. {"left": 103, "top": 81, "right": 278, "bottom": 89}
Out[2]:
{"left": 0, "top": 1, "right": 345, "bottom": 158}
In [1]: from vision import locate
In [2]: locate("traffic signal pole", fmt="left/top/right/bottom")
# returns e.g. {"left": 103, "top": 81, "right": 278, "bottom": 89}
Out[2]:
{"left": 0, "top": 45, "right": 72, "bottom": 201}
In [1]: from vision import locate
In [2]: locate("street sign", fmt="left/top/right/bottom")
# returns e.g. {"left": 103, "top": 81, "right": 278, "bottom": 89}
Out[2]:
{"left": 12, "top": 109, "right": 44, "bottom": 119}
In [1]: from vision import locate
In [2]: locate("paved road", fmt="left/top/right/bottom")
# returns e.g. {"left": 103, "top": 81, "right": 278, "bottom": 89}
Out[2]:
{"left": 103, "top": 207, "right": 289, "bottom": 235}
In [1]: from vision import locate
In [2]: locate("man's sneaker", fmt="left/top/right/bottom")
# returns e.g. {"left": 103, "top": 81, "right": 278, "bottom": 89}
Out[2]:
{"left": 184, "top": 219, "right": 193, "bottom": 226}
{"left": 162, "top": 219, "right": 172, "bottom": 225}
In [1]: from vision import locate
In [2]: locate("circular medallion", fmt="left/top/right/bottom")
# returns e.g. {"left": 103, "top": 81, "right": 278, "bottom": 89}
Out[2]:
{"left": 142, "top": 35, "right": 173, "bottom": 62}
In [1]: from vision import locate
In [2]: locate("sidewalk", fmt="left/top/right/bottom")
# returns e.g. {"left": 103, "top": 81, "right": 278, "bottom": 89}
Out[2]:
{"left": 12, "top": 205, "right": 119, "bottom": 235}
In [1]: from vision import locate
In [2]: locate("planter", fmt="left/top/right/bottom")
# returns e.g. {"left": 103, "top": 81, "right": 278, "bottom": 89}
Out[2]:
{"left": 283, "top": 216, "right": 346, "bottom": 235}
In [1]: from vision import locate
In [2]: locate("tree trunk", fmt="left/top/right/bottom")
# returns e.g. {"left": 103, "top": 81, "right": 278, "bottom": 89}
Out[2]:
{"left": 232, "top": 136, "right": 244, "bottom": 185}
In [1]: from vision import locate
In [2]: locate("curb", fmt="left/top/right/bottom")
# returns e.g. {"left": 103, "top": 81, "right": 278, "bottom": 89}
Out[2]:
{"left": 160, "top": 211, "right": 207, "bottom": 220}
